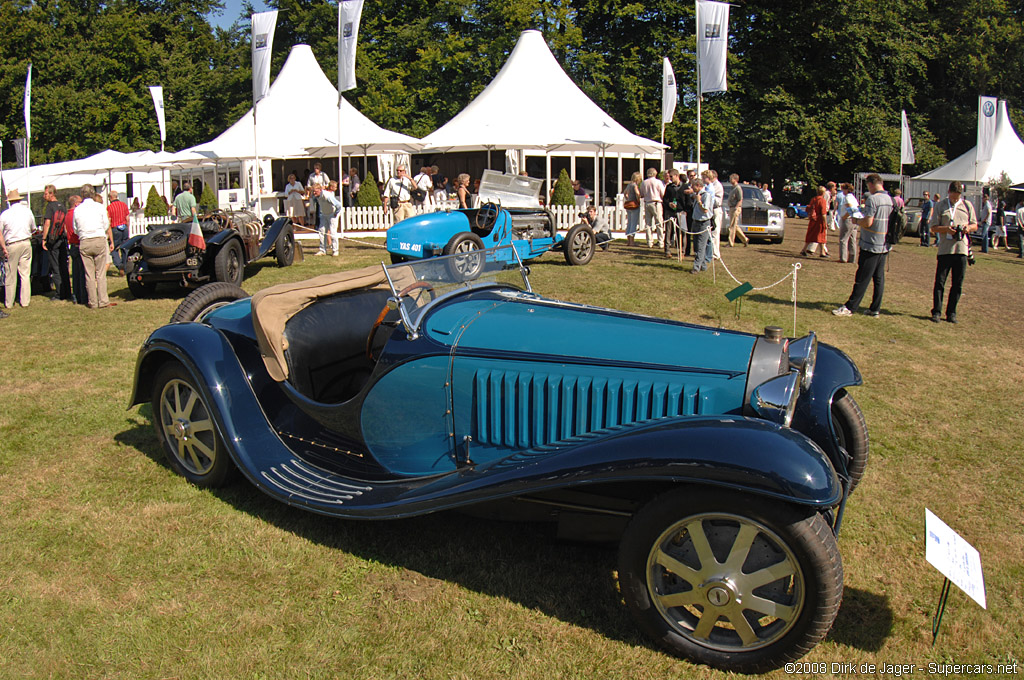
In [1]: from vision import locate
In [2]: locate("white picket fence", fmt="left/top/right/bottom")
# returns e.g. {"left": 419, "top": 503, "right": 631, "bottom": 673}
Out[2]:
{"left": 127, "top": 195, "right": 633, "bottom": 240}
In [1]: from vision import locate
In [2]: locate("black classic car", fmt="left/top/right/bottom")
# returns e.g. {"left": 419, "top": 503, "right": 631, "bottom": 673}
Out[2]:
{"left": 121, "top": 210, "right": 295, "bottom": 298}
{"left": 131, "top": 245, "right": 868, "bottom": 673}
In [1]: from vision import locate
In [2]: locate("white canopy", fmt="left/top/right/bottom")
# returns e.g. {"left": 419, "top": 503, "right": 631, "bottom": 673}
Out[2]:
{"left": 187, "top": 44, "right": 421, "bottom": 160}
{"left": 420, "top": 30, "right": 665, "bottom": 154}
{"left": 914, "top": 100, "right": 1024, "bottom": 184}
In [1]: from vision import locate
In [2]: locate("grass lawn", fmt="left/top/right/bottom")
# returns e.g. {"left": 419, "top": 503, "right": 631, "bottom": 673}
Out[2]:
{"left": 1, "top": 223, "right": 1022, "bottom": 678}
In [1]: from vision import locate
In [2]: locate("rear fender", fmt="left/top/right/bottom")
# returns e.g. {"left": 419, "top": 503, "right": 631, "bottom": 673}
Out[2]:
{"left": 258, "top": 217, "right": 290, "bottom": 259}
{"left": 466, "top": 416, "right": 843, "bottom": 508}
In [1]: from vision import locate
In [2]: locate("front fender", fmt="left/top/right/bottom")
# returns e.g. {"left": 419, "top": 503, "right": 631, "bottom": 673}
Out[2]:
{"left": 457, "top": 416, "right": 843, "bottom": 508}
{"left": 257, "top": 217, "right": 290, "bottom": 259}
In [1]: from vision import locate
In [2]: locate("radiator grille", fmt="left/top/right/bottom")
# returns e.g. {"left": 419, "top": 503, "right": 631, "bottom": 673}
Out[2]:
{"left": 471, "top": 369, "right": 704, "bottom": 448}
{"left": 742, "top": 207, "right": 770, "bottom": 226}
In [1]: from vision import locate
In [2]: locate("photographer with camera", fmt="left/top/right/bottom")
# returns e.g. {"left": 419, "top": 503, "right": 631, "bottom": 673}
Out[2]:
{"left": 928, "top": 180, "right": 977, "bottom": 324}
{"left": 579, "top": 205, "right": 612, "bottom": 251}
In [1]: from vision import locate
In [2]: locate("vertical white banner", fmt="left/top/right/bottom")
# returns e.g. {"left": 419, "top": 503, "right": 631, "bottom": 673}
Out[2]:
{"left": 900, "top": 110, "right": 915, "bottom": 165}
{"left": 696, "top": 0, "right": 729, "bottom": 94}
{"left": 662, "top": 57, "right": 678, "bottom": 124}
{"left": 149, "top": 86, "right": 166, "bottom": 144}
{"left": 24, "top": 63, "right": 32, "bottom": 143}
{"left": 338, "top": 0, "right": 365, "bottom": 93}
{"left": 251, "top": 10, "right": 278, "bottom": 104}
{"left": 977, "top": 96, "right": 997, "bottom": 162}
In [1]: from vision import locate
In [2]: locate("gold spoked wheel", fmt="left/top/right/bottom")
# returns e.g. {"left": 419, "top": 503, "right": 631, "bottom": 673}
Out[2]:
{"left": 158, "top": 378, "right": 219, "bottom": 476}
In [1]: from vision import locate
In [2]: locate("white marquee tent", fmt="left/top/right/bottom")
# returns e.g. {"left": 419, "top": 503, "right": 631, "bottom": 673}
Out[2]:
{"left": 913, "top": 100, "right": 1024, "bottom": 185}
{"left": 186, "top": 44, "right": 421, "bottom": 161}
{"left": 420, "top": 30, "right": 664, "bottom": 155}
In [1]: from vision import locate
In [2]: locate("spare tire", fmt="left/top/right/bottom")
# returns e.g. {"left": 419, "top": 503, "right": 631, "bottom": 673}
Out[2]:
{"left": 146, "top": 249, "right": 188, "bottom": 269}
{"left": 170, "top": 282, "right": 250, "bottom": 324}
{"left": 142, "top": 226, "right": 187, "bottom": 257}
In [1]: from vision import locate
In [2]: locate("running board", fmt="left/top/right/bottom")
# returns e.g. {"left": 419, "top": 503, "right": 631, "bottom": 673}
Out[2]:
{"left": 261, "top": 457, "right": 373, "bottom": 505}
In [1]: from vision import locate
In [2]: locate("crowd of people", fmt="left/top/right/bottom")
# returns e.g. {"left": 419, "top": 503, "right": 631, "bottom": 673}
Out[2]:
{"left": 4, "top": 167, "right": 1023, "bottom": 325}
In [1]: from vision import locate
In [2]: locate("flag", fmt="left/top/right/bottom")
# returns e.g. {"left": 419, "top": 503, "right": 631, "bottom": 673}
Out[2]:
{"left": 977, "top": 95, "right": 997, "bottom": 162}
{"left": 12, "top": 138, "right": 26, "bottom": 168}
{"left": 149, "top": 86, "right": 166, "bottom": 143}
{"left": 188, "top": 220, "right": 206, "bottom": 251}
{"left": 662, "top": 57, "right": 678, "bottom": 124}
{"left": 338, "top": 0, "right": 364, "bottom": 93}
{"left": 24, "top": 63, "right": 32, "bottom": 142}
{"left": 251, "top": 10, "right": 278, "bottom": 104}
{"left": 900, "top": 110, "right": 915, "bottom": 165}
{"left": 696, "top": 0, "right": 729, "bottom": 93}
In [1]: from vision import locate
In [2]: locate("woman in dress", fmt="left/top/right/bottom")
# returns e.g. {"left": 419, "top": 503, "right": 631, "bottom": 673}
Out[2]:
{"left": 284, "top": 173, "right": 305, "bottom": 226}
{"left": 800, "top": 185, "right": 830, "bottom": 257}
{"left": 624, "top": 171, "right": 643, "bottom": 247}
{"left": 456, "top": 173, "right": 471, "bottom": 209}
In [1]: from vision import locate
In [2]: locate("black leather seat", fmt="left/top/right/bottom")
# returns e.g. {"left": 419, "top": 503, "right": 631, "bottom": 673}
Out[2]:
{"left": 283, "top": 288, "right": 393, "bottom": 403}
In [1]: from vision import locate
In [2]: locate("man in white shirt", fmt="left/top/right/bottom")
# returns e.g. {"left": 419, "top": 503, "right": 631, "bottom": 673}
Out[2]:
{"left": 706, "top": 170, "right": 725, "bottom": 259}
{"left": 412, "top": 166, "right": 433, "bottom": 208}
{"left": 641, "top": 168, "right": 666, "bottom": 248}
{"left": 72, "top": 184, "right": 115, "bottom": 309}
{"left": 384, "top": 165, "right": 416, "bottom": 224}
{"left": 1, "top": 189, "right": 36, "bottom": 309}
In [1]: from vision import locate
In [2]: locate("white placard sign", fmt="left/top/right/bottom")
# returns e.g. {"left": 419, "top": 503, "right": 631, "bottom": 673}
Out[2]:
{"left": 925, "top": 509, "right": 986, "bottom": 609}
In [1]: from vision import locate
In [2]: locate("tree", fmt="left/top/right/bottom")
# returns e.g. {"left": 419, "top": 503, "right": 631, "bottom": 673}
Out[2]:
{"left": 356, "top": 172, "right": 382, "bottom": 207}
{"left": 550, "top": 168, "right": 575, "bottom": 206}
{"left": 145, "top": 185, "right": 167, "bottom": 217}
{"left": 198, "top": 182, "right": 218, "bottom": 211}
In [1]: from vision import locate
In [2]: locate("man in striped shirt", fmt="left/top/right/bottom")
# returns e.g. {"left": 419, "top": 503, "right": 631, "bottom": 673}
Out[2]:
{"left": 107, "top": 190, "right": 130, "bottom": 275}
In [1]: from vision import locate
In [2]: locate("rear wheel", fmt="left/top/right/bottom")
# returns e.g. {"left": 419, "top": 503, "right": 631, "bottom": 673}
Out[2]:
{"left": 126, "top": 262, "right": 156, "bottom": 298}
{"left": 443, "top": 232, "right": 485, "bottom": 281}
{"left": 275, "top": 223, "right": 295, "bottom": 267}
{"left": 214, "top": 240, "right": 244, "bottom": 286}
{"left": 831, "top": 389, "right": 869, "bottom": 492}
{"left": 618, "top": 488, "right": 842, "bottom": 673}
{"left": 786, "top": 207, "right": 796, "bottom": 219}
{"left": 170, "top": 282, "right": 250, "bottom": 324}
{"left": 563, "top": 224, "right": 595, "bottom": 265}
{"left": 151, "top": 361, "right": 235, "bottom": 488}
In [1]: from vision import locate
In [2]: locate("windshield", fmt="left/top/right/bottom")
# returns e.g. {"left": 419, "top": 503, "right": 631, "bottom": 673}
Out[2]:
{"left": 742, "top": 186, "right": 766, "bottom": 202}
{"left": 382, "top": 245, "right": 531, "bottom": 332}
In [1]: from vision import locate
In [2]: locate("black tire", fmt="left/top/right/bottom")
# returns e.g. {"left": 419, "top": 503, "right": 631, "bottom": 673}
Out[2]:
{"left": 145, "top": 250, "right": 188, "bottom": 268}
{"left": 831, "top": 389, "right": 869, "bottom": 493}
{"left": 786, "top": 207, "right": 796, "bottom": 219}
{"left": 442, "top": 232, "right": 485, "bottom": 281}
{"left": 773, "top": 234, "right": 785, "bottom": 244}
{"left": 126, "top": 263, "right": 157, "bottom": 298}
{"left": 141, "top": 226, "right": 187, "bottom": 257}
{"left": 275, "top": 223, "right": 295, "bottom": 267}
{"left": 214, "top": 240, "right": 244, "bottom": 286}
{"left": 151, "top": 361, "right": 236, "bottom": 488}
{"left": 170, "top": 282, "right": 250, "bottom": 324}
{"left": 618, "top": 488, "right": 843, "bottom": 674}
{"left": 563, "top": 224, "right": 595, "bottom": 266}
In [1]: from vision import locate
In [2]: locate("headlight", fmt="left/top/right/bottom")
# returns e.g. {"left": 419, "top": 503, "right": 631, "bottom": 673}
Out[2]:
{"left": 788, "top": 332, "right": 817, "bottom": 390}
{"left": 750, "top": 370, "right": 801, "bottom": 427}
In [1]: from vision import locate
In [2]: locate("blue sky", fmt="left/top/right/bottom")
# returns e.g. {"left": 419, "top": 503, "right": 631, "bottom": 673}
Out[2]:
{"left": 206, "top": 0, "right": 270, "bottom": 30}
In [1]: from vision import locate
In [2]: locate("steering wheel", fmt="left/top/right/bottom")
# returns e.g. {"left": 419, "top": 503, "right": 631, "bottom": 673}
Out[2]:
{"left": 475, "top": 201, "right": 499, "bottom": 230}
{"left": 365, "top": 281, "right": 435, "bottom": 361}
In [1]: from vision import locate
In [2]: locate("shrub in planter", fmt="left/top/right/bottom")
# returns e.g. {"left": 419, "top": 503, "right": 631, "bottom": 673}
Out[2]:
{"left": 356, "top": 172, "right": 383, "bottom": 207}
{"left": 550, "top": 168, "right": 575, "bottom": 206}
{"left": 144, "top": 185, "right": 168, "bottom": 217}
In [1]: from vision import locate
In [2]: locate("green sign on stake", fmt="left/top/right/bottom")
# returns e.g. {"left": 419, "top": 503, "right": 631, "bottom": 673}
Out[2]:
{"left": 725, "top": 282, "right": 753, "bottom": 302}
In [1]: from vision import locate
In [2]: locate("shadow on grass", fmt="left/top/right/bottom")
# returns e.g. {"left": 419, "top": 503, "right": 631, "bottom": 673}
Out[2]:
{"left": 829, "top": 586, "right": 893, "bottom": 651}
{"left": 117, "top": 410, "right": 896, "bottom": 658}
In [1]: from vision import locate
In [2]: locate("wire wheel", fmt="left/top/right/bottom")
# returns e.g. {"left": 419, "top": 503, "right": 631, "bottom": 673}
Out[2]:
{"left": 646, "top": 512, "right": 804, "bottom": 652}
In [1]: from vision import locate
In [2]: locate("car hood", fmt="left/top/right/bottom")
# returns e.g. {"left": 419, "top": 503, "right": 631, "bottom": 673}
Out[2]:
{"left": 744, "top": 199, "right": 780, "bottom": 211}
{"left": 424, "top": 293, "right": 757, "bottom": 377}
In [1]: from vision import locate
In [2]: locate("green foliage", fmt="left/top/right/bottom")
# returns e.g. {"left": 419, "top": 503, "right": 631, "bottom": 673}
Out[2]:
{"left": 198, "top": 182, "right": 218, "bottom": 211}
{"left": 550, "top": 169, "right": 575, "bottom": 206}
{"left": 356, "top": 172, "right": 382, "bottom": 207}
{"left": 144, "top": 185, "right": 167, "bottom": 217}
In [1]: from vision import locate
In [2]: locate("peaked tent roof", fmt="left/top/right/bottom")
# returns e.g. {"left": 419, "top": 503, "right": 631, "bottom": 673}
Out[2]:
{"left": 420, "top": 30, "right": 665, "bottom": 154}
{"left": 186, "top": 44, "right": 420, "bottom": 160}
{"left": 914, "top": 100, "right": 1024, "bottom": 184}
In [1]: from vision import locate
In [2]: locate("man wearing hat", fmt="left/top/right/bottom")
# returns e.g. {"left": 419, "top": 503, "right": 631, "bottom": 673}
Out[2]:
{"left": 928, "top": 180, "right": 977, "bottom": 324}
{"left": 0, "top": 188, "right": 37, "bottom": 310}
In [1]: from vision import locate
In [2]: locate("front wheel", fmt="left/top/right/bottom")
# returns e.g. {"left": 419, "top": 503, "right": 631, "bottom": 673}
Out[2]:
{"left": 214, "top": 240, "right": 244, "bottom": 286}
{"left": 786, "top": 207, "right": 796, "bottom": 219}
{"left": 618, "top": 488, "right": 843, "bottom": 674}
{"left": 275, "top": 223, "right": 295, "bottom": 267}
{"left": 563, "top": 224, "right": 595, "bottom": 265}
{"left": 443, "top": 232, "right": 485, "bottom": 281}
{"left": 170, "top": 282, "right": 250, "bottom": 324}
{"left": 151, "top": 361, "right": 236, "bottom": 488}
{"left": 831, "top": 390, "right": 869, "bottom": 492}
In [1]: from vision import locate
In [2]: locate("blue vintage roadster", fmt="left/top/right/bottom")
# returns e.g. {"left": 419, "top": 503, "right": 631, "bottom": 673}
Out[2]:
{"left": 130, "top": 245, "right": 868, "bottom": 673}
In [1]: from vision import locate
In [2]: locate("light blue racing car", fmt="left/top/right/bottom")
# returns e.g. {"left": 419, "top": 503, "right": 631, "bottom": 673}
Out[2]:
{"left": 386, "top": 171, "right": 596, "bottom": 267}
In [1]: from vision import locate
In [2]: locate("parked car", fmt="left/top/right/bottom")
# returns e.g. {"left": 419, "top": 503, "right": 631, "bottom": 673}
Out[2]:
{"left": 121, "top": 210, "right": 295, "bottom": 298}
{"left": 785, "top": 203, "right": 808, "bottom": 219}
{"left": 902, "top": 197, "right": 926, "bottom": 236}
{"left": 386, "top": 170, "right": 595, "bottom": 267}
{"left": 725, "top": 184, "right": 787, "bottom": 243}
{"left": 969, "top": 210, "right": 1021, "bottom": 248}
{"left": 130, "top": 244, "right": 869, "bottom": 673}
